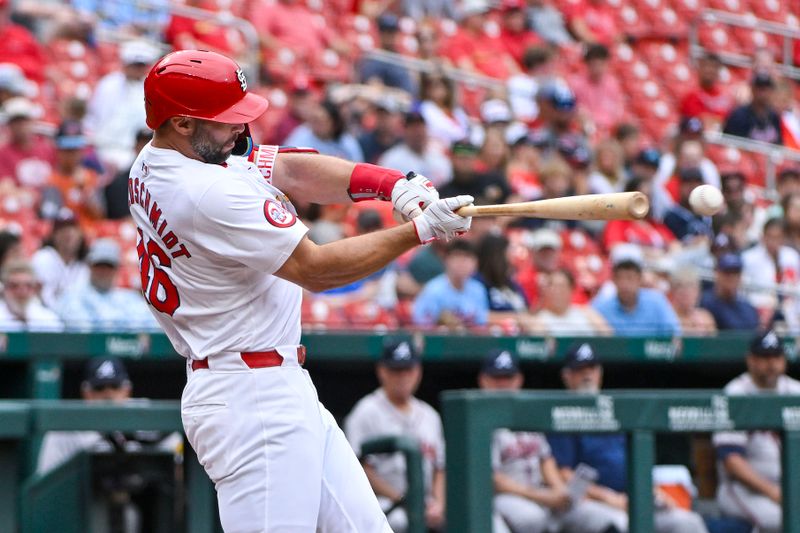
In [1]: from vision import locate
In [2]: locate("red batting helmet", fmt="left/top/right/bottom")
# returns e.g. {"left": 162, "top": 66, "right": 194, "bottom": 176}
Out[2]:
{"left": 144, "top": 50, "right": 268, "bottom": 130}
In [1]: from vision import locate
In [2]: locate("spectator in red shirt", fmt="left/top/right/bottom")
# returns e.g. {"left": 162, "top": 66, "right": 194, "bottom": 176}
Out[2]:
{"left": 0, "top": 0, "right": 47, "bottom": 84}
{"left": 441, "top": 0, "right": 520, "bottom": 79}
{"left": 249, "top": 0, "right": 349, "bottom": 63}
{"left": 569, "top": 44, "right": 625, "bottom": 138}
{"left": 679, "top": 52, "right": 734, "bottom": 131}
{"left": 164, "top": 0, "right": 245, "bottom": 57}
{"left": 564, "top": 0, "right": 618, "bottom": 46}
{"left": 497, "top": 0, "right": 542, "bottom": 68}
{"left": 0, "top": 97, "right": 54, "bottom": 190}
{"left": 603, "top": 177, "right": 676, "bottom": 253}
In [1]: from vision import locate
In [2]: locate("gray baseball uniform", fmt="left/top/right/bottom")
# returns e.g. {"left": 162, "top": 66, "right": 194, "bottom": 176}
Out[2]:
{"left": 713, "top": 373, "right": 800, "bottom": 533}
{"left": 492, "top": 429, "right": 628, "bottom": 533}
{"left": 345, "top": 388, "right": 445, "bottom": 533}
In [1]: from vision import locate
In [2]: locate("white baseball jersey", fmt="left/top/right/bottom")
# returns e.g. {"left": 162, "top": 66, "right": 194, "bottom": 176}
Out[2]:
{"left": 345, "top": 388, "right": 445, "bottom": 495}
{"left": 713, "top": 373, "right": 800, "bottom": 484}
{"left": 492, "top": 429, "right": 549, "bottom": 487}
{"left": 128, "top": 143, "right": 307, "bottom": 359}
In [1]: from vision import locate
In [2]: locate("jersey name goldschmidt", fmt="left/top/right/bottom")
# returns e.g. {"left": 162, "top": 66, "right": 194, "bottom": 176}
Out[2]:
{"left": 128, "top": 143, "right": 308, "bottom": 359}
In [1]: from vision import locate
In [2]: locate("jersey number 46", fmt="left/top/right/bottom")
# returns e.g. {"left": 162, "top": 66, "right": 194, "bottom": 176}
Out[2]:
{"left": 137, "top": 228, "right": 181, "bottom": 315}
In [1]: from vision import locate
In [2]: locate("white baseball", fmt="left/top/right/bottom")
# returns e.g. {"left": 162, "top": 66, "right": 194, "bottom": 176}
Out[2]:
{"left": 689, "top": 184, "right": 724, "bottom": 216}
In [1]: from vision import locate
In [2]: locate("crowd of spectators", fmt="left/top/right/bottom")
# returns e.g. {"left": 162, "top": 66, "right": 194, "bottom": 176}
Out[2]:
{"left": 0, "top": 0, "right": 798, "bottom": 335}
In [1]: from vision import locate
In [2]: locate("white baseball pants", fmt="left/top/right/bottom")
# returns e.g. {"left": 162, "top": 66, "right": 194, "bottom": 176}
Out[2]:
{"left": 181, "top": 347, "right": 391, "bottom": 533}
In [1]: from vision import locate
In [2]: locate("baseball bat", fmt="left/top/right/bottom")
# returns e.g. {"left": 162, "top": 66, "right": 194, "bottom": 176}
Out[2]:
{"left": 455, "top": 192, "right": 649, "bottom": 220}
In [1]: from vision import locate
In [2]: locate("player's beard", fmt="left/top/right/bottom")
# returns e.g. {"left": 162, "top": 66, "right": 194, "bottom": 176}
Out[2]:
{"left": 190, "top": 124, "right": 235, "bottom": 165}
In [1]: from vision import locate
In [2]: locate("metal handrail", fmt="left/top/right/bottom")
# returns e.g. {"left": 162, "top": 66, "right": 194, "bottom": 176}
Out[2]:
{"left": 703, "top": 131, "right": 800, "bottom": 193}
{"left": 93, "top": 1, "right": 261, "bottom": 82}
{"left": 689, "top": 9, "right": 800, "bottom": 80}
{"left": 359, "top": 48, "right": 505, "bottom": 91}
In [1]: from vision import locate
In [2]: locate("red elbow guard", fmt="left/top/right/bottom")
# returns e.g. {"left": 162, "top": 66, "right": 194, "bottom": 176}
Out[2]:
{"left": 348, "top": 163, "right": 405, "bottom": 202}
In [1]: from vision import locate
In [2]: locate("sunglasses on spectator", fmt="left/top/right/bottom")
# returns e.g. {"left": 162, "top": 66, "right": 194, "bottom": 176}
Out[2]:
{"left": 4, "top": 281, "right": 36, "bottom": 290}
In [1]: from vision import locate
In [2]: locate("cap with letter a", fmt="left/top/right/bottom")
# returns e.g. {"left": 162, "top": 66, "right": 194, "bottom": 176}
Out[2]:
{"left": 144, "top": 50, "right": 268, "bottom": 129}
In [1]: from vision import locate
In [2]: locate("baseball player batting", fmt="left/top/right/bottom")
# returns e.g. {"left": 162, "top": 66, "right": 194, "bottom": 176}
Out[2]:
{"left": 130, "top": 50, "right": 472, "bottom": 532}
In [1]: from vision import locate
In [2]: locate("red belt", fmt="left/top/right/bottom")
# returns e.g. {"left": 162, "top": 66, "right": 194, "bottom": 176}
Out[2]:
{"left": 191, "top": 345, "right": 306, "bottom": 371}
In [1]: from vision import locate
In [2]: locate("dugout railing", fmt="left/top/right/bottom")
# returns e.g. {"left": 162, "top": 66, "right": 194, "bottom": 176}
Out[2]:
{"left": 442, "top": 390, "right": 800, "bottom": 533}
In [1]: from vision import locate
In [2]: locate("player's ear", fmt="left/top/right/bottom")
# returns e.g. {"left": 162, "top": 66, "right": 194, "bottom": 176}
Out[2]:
{"left": 169, "top": 116, "right": 196, "bottom": 136}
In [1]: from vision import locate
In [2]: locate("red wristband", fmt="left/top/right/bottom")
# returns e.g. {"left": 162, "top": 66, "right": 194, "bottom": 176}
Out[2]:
{"left": 348, "top": 163, "right": 405, "bottom": 202}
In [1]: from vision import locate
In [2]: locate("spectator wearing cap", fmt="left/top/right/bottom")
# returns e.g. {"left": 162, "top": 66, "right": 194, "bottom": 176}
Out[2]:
{"left": 548, "top": 343, "right": 710, "bottom": 533}
{"left": 285, "top": 100, "right": 364, "bottom": 162}
{"left": 515, "top": 228, "right": 566, "bottom": 306}
{"left": 669, "top": 265, "right": 717, "bottom": 336}
{"left": 569, "top": 44, "right": 625, "bottom": 138}
{"left": 474, "top": 234, "right": 529, "bottom": 331}
{"left": 84, "top": 40, "right": 159, "bottom": 170}
{"left": 478, "top": 347, "right": 626, "bottom": 533}
{"left": 712, "top": 330, "right": 800, "bottom": 533}
{"left": 418, "top": 71, "right": 470, "bottom": 150}
{"left": 530, "top": 82, "right": 591, "bottom": 177}
{"left": 0, "top": 259, "right": 62, "bottom": 332}
{"left": 592, "top": 244, "right": 681, "bottom": 336}
{"left": 507, "top": 46, "right": 557, "bottom": 126}
{"left": 700, "top": 253, "right": 759, "bottom": 331}
{"left": 439, "top": 139, "right": 510, "bottom": 205}
{"left": 0, "top": 63, "right": 33, "bottom": 104}
{"left": 663, "top": 167, "right": 713, "bottom": 242}
{"left": 358, "top": 98, "right": 404, "bottom": 164}
{"left": 628, "top": 148, "right": 660, "bottom": 184}
{"left": 0, "top": 97, "right": 55, "bottom": 189}
{"left": 497, "top": 0, "right": 542, "bottom": 67}
{"left": 39, "top": 120, "right": 104, "bottom": 228}
{"left": 440, "top": 0, "right": 520, "bottom": 80}
{"left": 0, "top": 0, "right": 47, "bottom": 83}
{"left": 31, "top": 211, "right": 89, "bottom": 308}
{"left": 603, "top": 177, "right": 677, "bottom": 254}
{"left": 378, "top": 110, "right": 452, "bottom": 187}
{"left": 56, "top": 239, "right": 158, "bottom": 331}
{"left": 412, "top": 240, "right": 489, "bottom": 329}
{"left": 345, "top": 340, "right": 445, "bottom": 533}
{"left": 528, "top": 267, "right": 611, "bottom": 336}
{"left": 37, "top": 357, "right": 133, "bottom": 473}
{"left": 723, "top": 73, "right": 783, "bottom": 145}
{"left": 358, "top": 14, "right": 416, "bottom": 96}
{"left": 679, "top": 52, "right": 734, "bottom": 130}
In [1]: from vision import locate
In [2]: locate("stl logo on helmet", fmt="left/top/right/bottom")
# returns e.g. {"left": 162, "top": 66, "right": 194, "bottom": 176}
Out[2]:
{"left": 236, "top": 68, "right": 247, "bottom": 92}
{"left": 263, "top": 199, "right": 296, "bottom": 228}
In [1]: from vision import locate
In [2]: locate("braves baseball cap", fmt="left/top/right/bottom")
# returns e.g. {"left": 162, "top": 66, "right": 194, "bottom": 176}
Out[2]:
{"left": 380, "top": 340, "right": 421, "bottom": 369}
{"left": 716, "top": 252, "right": 743, "bottom": 272}
{"left": 84, "top": 357, "right": 130, "bottom": 389}
{"left": 635, "top": 148, "right": 661, "bottom": 168}
{"left": 377, "top": 13, "right": 400, "bottom": 32}
{"left": 564, "top": 342, "right": 601, "bottom": 369}
{"left": 749, "top": 330, "right": 784, "bottom": 357}
{"left": 481, "top": 349, "right": 520, "bottom": 377}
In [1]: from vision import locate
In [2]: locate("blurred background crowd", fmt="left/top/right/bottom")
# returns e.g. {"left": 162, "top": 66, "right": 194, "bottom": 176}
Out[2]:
{"left": 0, "top": 0, "right": 799, "bottom": 336}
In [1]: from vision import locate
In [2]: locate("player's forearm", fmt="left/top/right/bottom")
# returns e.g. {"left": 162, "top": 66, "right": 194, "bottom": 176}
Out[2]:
{"left": 276, "top": 224, "right": 419, "bottom": 293}
{"left": 724, "top": 455, "right": 781, "bottom": 500}
{"left": 275, "top": 153, "right": 355, "bottom": 204}
{"left": 432, "top": 469, "right": 445, "bottom": 505}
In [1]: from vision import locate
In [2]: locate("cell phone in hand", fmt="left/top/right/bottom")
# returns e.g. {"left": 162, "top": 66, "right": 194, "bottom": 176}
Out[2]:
{"left": 568, "top": 463, "right": 599, "bottom": 503}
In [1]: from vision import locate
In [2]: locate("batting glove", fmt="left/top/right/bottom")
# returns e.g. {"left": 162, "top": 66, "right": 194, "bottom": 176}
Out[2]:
{"left": 412, "top": 195, "right": 474, "bottom": 244}
{"left": 391, "top": 172, "right": 440, "bottom": 221}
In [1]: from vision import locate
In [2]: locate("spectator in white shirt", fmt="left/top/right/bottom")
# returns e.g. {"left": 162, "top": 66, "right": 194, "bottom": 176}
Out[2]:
{"left": 378, "top": 111, "right": 452, "bottom": 187}
{"left": 0, "top": 259, "right": 62, "bottom": 332}
{"left": 31, "top": 210, "right": 89, "bottom": 308}
{"left": 742, "top": 217, "right": 800, "bottom": 324}
{"left": 84, "top": 40, "right": 160, "bottom": 170}
{"left": 57, "top": 238, "right": 159, "bottom": 331}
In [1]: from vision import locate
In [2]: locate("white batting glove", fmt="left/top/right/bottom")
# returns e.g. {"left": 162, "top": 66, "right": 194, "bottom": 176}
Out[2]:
{"left": 412, "top": 195, "right": 474, "bottom": 244}
{"left": 391, "top": 172, "right": 440, "bottom": 220}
